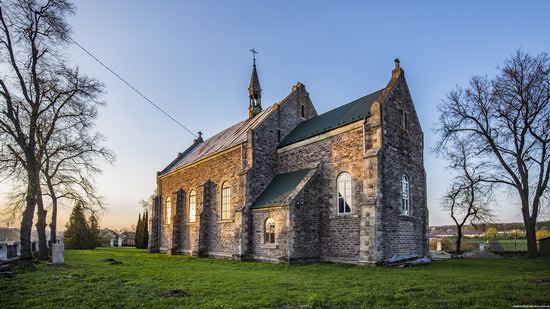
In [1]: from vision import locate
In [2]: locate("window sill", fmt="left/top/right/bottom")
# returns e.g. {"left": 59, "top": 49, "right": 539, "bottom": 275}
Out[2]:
{"left": 400, "top": 214, "right": 415, "bottom": 221}
{"left": 218, "top": 219, "right": 234, "bottom": 223}
{"left": 330, "top": 213, "right": 359, "bottom": 218}
{"left": 262, "top": 244, "right": 277, "bottom": 249}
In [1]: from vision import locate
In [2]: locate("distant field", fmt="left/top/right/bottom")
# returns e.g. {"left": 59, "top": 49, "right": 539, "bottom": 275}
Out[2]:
{"left": 432, "top": 238, "right": 529, "bottom": 252}
{"left": 1, "top": 247, "right": 549, "bottom": 308}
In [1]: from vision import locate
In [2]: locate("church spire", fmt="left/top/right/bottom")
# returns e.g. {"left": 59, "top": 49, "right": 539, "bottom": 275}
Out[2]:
{"left": 248, "top": 48, "right": 262, "bottom": 119}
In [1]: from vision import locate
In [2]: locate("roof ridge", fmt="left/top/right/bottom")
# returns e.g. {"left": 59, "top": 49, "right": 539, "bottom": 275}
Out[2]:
{"left": 159, "top": 103, "right": 279, "bottom": 177}
{"left": 158, "top": 139, "right": 203, "bottom": 175}
{"left": 159, "top": 83, "right": 311, "bottom": 177}
{"left": 318, "top": 89, "right": 384, "bottom": 117}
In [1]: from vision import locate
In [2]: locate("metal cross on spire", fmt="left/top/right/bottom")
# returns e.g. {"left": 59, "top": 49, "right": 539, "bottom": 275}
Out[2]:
{"left": 249, "top": 47, "right": 258, "bottom": 64}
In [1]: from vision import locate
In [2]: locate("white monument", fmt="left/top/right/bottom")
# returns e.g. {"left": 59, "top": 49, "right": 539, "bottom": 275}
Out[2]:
{"left": 436, "top": 241, "right": 442, "bottom": 252}
{"left": 479, "top": 242, "right": 487, "bottom": 252}
{"left": 117, "top": 237, "right": 123, "bottom": 247}
{"left": 0, "top": 242, "right": 7, "bottom": 261}
{"left": 14, "top": 241, "right": 20, "bottom": 256}
{"left": 52, "top": 239, "right": 65, "bottom": 264}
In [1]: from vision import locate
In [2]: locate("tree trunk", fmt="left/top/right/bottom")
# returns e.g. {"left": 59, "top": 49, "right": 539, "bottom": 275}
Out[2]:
{"left": 524, "top": 215, "right": 538, "bottom": 258}
{"left": 35, "top": 185, "right": 49, "bottom": 260}
{"left": 456, "top": 227, "right": 462, "bottom": 254}
{"left": 19, "top": 164, "right": 39, "bottom": 262}
{"left": 521, "top": 198, "right": 538, "bottom": 258}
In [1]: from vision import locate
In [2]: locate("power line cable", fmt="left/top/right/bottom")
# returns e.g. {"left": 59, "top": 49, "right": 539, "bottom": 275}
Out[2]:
{"left": 71, "top": 38, "right": 281, "bottom": 185}
{"left": 71, "top": 38, "right": 315, "bottom": 202}
{"left": 70, "top": 38, "right": 198, "bottom": 139}
{"left": 71, "top": 38, "right": 228, "bottom": 172}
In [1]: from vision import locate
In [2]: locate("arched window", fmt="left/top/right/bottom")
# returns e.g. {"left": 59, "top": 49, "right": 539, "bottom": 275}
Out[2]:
{"left": 165, "top": 196, "right": 172, "bottom": 225}
{"left": 264, "top": 218, "right": 275, "bottom": 244}
{"left": 402, "top": 174, "right": 410, "bottom": 215}
{"left": 189, "top": 190, "right": 196, "bottom": 223}
{"left": 221, "top": 182, "right": 231, "bottom": 220}
{"left": 337, "top": 172, "right": 352, "bottom": 214}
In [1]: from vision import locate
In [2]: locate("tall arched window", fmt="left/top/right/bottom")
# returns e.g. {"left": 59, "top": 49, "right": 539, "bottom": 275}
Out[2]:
{"left": 264, "top": 218, "right": 275, "bottom": 244}
{"left": 221, "top": 182, "right": 231, "bottom": 220}
{"left": 402, "top": 174, "right": 410, "bottom": 215}
{"left": 189, "top": 190, "right": 196, "bottom": 223}
{"left": 337, "top": 172, "right": 352, "bottom": 214}
{"left": 165, "top": 196, "right": 172, "bottom": 224}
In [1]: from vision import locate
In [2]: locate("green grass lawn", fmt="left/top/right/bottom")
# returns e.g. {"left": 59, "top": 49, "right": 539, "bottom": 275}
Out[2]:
{"left": 1, "top": 247, "right": 550, "bottom": 308}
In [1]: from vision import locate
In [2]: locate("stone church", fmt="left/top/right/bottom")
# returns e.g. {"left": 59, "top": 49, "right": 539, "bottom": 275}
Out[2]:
{"left": 149, "top": 57, "right": 429, "bottom": 264}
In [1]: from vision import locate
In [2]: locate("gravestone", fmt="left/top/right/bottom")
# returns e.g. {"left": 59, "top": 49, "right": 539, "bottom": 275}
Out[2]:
{"left": 479, "top": 242, "right": 486, "bottom": 252}
{"left": 0, "top": 242, "right": 7, "bottom": 261}
{"left": 52, "top": 239, "right": 65, "bottom": 264}
{"left": 117, "top": 237, "right": 123, "bottom": 247}
{"left": 110, "top": 239, "right": 114, "bottom": 247}
{"left": 13, "top": 241, "right": 20, "bottom": 256}
{"left": 436, "top": 241, "right": 442, "bottom": 252}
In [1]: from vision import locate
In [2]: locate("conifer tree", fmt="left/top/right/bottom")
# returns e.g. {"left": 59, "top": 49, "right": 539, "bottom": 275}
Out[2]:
{"left": 64, "top": 202, "right": 101, "bottom": 249}
{"left": 64, "top": 203, "right": 91, "bottom": 249}
{"left": 88, "top": 214, "right": 101, "bottom": 249}
{"left": 144, "top": 211, "right": 149, "bottom": 248}
{"left": 134, "top": 211, "right": 149, "bottom": 249}
{"left": 135, "top": 213, "right": 142, "bottom": 248}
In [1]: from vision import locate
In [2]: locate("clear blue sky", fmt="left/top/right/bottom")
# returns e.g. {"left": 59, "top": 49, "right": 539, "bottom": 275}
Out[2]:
{"left": 2, "top": 0, "right": 549, "bottom": 229}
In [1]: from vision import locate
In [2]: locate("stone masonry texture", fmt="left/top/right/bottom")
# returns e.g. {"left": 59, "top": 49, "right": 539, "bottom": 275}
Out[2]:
{"left": 149, "top": 64, "right": 428, "bottom": 264}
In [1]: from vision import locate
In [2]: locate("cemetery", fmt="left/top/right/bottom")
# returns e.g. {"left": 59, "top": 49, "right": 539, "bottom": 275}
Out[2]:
{"left": 1, "top": 247, "right": 550, "bottom": 307}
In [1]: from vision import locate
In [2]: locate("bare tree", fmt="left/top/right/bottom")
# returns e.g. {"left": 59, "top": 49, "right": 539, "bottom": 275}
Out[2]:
{"left": 436, "top": 50, "right": 550, "bottom": 257}
{"left": 440, "top": 139, "right": 493, "bottom": 254}
{"left": 41, "top": 129, "right": 114, "bottom": 247}
{"left": 0, "top": 0, "right": 106, "bottom": 261}
{"left": 139, "top": 190, "right": 157, "bottom": 213}
{"left": 1, "top": 130, "right": 113, "bottom": 253}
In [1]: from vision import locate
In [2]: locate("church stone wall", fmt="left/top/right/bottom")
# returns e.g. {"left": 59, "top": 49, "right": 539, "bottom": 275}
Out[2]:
{"left": 245, "top": 84, "right": 316, "bottom": 258}
{"left": 377, "top": 73, "right": 429, "bottom": 260}
{"left": 247, "top": 84, "right": 316, "bottom": 205}
{"left": 151, "top": 64, "right": 428, "bottom": 265}
{"left": 157, "top": 147, "right": 245, "bottom": 257}
{"left": 277, "top": 122, "right": 373, "bottom": 262}
{"left": 288, "top": 178, "right": 322, "bottom": 260}
{"left": 148, "top": 196, "right": 161, "bottom": 252}
{"left": 250, "top": 207, "right": 290, "bottom": 262}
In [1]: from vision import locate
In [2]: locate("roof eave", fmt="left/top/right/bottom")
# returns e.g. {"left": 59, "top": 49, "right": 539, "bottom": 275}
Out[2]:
{"left": 159, "top": 143, "right": 243, "bottom": 179}
{"left": 250, "top": 203, "right": 288, "bottom": 210}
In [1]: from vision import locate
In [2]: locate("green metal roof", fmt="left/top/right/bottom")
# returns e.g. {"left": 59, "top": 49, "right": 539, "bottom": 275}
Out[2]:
{"left": 251, "top": 169, "right": 311, "bottom": 209}
{"left": 278, "top": 89, "right": 384, "bottom": 147}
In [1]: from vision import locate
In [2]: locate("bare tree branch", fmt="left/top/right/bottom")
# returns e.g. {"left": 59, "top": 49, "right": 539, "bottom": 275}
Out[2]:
{"left": 435, "top": 50, "right": 550, "bottom": 257}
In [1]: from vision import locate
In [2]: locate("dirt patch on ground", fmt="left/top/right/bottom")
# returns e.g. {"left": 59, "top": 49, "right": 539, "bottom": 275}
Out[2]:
{"left": 462, "top": 251, "right": 502, "bottom": 258}
{"left": 532, "top": 278, "right": 550, "bottom": 285}
{"left": 100, "top": 258, "right": 123, "bottom": 265}
{"left": 52, "top": 274, "right": 84, "bottom": 281}
{"left": 158, "top": 289, "right": 191, "bottom": 298}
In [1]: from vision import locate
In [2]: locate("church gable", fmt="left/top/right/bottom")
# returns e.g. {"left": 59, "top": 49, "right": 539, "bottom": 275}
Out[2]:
{"left": 375, "top": 59, "right": 428, "bottom": 259}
